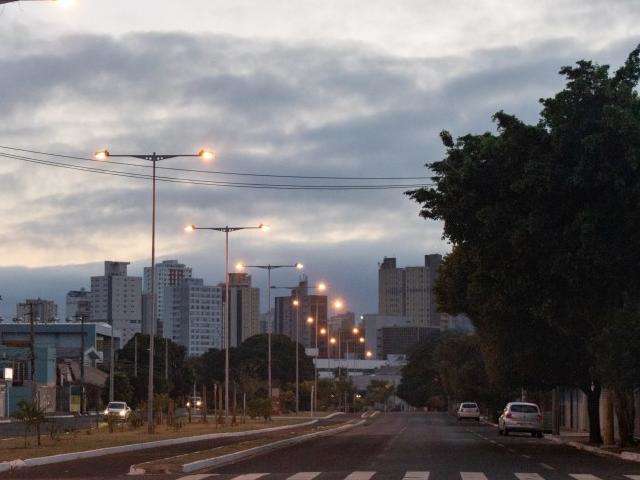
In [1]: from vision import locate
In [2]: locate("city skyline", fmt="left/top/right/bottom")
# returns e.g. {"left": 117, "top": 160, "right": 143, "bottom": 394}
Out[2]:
{"left": 2, "top": 3, "right": 638, "bottom": 325}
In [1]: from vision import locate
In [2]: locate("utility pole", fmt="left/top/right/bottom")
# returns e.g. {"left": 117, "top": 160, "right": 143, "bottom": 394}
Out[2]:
{"left": 134, "top": 335, "right": 138, "bottom": 377}
{"left": 164, "top": 337, "right": 168, "bottom": 381}
{"left": 76, "top": 312, "right": 86, "bottom": 415}
{"left": 28, "top": 301, "right": 37, "bottom": 402}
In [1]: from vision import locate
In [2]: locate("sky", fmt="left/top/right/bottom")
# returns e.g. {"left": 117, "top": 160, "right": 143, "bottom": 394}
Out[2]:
{"left": 0, "top": 0, "right": 639, "bottom": 320}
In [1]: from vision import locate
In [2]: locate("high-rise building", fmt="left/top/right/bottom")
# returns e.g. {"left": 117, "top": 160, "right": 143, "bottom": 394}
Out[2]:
{"left": 65, "top": 288, "right": 90, "bottom": 321}
{"left": 143, "top": 260, "right": 192, "bottom": 338}
{"left": 378, "top": 254, "right": 443, "bottom": 329}
{"left": 377, "top": 326, "right": 436, "bottom": 359}
{"left": 361, "top": 314, "right": 412, "bottom": 359}
{"left": 274, "top": 278, "right": 327, "bottom": 350}
{"left": 90, "top": 261, "right": 142, "bottom": 345}
{"left": 16, "top": 299, "right": 58, "bottom": 323}
{"left": 174, "top": 278, "right": 222, "bottom": 356}
{"left": 225, "top": 273, "right": 260, "bottom": 347}
{"left": 328, "top": 311, "right": 355, "bottom": 331}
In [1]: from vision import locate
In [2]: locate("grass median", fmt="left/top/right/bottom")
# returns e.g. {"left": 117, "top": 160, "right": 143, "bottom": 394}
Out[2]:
{"left": 0, "top": 417, "right": 309, "bottom": 462}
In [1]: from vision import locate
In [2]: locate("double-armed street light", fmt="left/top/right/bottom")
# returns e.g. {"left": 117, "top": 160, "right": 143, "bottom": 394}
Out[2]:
{"left": 185, "top": 223, "right": 268, "bottom": 419}
{"left": 94, "top": 147, "right": 213, "bottom": 434}
{"left": 236, "top": 262, "right": 303, "bottom": 403}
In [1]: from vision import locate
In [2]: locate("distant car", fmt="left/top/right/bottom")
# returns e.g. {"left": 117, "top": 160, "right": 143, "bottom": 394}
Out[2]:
{"left": 457, "top": 402, "right": 480, "bottom": 421}
{"left": 102, "top": 401, "right": 131, "bottom": 421}
{"left": 186, "top": 396, "right": 203, "bottom": 412}
{"left": 498, "top": 402, "right": 543, "bottom": 437}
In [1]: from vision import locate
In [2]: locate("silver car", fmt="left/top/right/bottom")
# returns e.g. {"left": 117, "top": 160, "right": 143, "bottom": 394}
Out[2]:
{"left": 457, "top": 402, "right": 480, "bottom": 421}
{"left": 498, "top": 402, "right": 543, "bottom": 437}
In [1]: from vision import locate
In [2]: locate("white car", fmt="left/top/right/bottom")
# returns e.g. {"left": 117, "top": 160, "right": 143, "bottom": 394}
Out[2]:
{"left": 103, "top": 401, "right": 131, "bottom": 421}
{"left": 457, "top": 402, "right": 480, "bottom": 421}
{"left": 498, "top": 402, "right": 543, "bottom": 437}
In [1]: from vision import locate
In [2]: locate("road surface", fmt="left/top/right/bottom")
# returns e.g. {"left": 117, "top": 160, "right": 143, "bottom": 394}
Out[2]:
{"left": 1, "top": 412, "right": 639, "bottom": 479}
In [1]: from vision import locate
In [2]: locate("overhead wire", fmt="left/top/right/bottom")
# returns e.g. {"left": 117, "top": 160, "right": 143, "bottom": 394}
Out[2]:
{"left": 0, "top": 151, "right": 431, "bottom": 190}
{"left": 0, "top": 145, "right": 432, "bottom": 181}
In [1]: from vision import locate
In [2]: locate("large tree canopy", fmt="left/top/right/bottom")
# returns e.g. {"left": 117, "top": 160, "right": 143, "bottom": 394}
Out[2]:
{"left": 408, "top": 45, "right": 640, "bottom": 444}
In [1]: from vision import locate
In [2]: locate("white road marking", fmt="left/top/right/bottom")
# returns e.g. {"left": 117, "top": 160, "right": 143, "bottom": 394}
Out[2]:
{"left": 230, "top": 475, "right": 268, "bottom": 480}
{"left": 625, "top": 477, "right": 640, "bottom": 480}
{"left": 516, "top": 474, "right": 546, "bottom": 480}
{"left": 287, "top": 473, "right": 322, "bottom": 480}
{"left": 403, "top": 472, "right": 429, "bottom": 480}
{"left": 177, "top": 475, "right": 218, "bottom": 480}
{"left": 344, "top": 472, "right": 376, "bottom": 480}
{"left": 570, "top": 475, "right": 602, "bottom": 480}
{"left": 521, "top": 454, "right": 532, "bottom": 459}
{"left": 460, "top": 473, "right": 489, "bottom": 480}
{"left": 539, "top": 463, "right": 555, "bottom": 471}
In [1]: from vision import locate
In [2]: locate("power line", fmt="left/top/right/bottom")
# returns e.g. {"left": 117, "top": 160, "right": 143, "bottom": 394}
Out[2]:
{"left": 0, "top": 145, "right": 432, "bottom": 181}
{"left": 0, "top": 152, "right": 431, "bottom": 190}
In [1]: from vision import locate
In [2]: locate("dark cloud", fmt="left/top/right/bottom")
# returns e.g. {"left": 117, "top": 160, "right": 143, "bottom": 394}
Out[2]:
{"left": 1, "top": 28, "right": 639, "bottom": 318}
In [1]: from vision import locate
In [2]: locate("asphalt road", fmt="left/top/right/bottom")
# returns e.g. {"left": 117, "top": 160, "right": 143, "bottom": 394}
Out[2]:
{"left": 200, "top": 412, "right": 640, "bottom": 480}
{"left": 2, "top": 412, "right": 640, "bottom": 479}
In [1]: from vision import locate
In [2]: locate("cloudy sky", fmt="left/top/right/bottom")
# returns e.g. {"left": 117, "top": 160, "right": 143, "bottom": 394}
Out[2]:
{"left": 0, "top": 0, "right": 639, "bottom": 320}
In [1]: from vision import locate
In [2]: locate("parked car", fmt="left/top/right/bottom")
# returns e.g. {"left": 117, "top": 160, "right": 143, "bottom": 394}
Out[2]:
{"left": 102, "top": 401, "right": 131, "bottom": 421}
{"left": 457, "top": 402, "right": 480, "bottom": 421}
{"left": 186, "top": 396, "right": 203, "bottom": 412}
{"left": 498, "top": 402, "right": 543, "bottom": 437}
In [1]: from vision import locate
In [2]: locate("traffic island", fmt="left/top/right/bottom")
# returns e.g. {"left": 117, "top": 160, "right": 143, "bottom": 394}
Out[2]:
{"left": 129, "top": 419, "right": 364, "bottom": 475}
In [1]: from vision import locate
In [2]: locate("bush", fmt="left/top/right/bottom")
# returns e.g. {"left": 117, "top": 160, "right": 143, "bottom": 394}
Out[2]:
{"left": 128, "top": 410, "right": 144, "bottom": 429}
{"left": 247, "top": 398, "right": 271, "bottom": 420}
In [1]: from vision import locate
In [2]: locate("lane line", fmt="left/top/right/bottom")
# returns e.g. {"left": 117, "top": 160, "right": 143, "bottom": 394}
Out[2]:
{"left": 287, "top": 473, "right": 322, "bottom": 480}
{"left": 176, "top": 475, "right": 218, "bottom": 480}
{"left": 516, "top": 474, "right": 545, "bottom": 480}
{"left": 344, "top": 472, "right": 376, "bottom": 480}
{"left": 540, "top": 463, "right": 555, "bottom": 471}
{"left": 230, "top": 475, "right": 268, "bottom": 480}
{"left": 403, "top": 472, "right": 429, "bottom": 480}
{"left": 460, "top": 473, "right": 489, "bottom": 480}
{"left": 625, "top": 477, "right": 640, "bottom": 480}
{"left": 570, "top": 475, "right": 602, "bottom": 480}
{"left": 521, "top": 454, "right": 532, "bottom": 459}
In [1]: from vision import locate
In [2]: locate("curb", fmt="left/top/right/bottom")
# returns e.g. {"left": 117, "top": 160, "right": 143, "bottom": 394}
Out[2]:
{"left": 547, "top": 435, "right": 640, "bottom": 463}
{"left": 0, "top": 419, "right": 320, "bottom": 473}
{"left": 181, "top": 419, "right": 365, "bottom": 473}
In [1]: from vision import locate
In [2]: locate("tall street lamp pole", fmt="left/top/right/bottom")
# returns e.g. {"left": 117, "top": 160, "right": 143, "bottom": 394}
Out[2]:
{"left": 236, "top": 263, "right": 303, "bottom": 403}
{"left": 185, "top": 224, "right": 267, "bottom": 418}
{"left": 95, "top": 148, "right": 213, "bottom": 434}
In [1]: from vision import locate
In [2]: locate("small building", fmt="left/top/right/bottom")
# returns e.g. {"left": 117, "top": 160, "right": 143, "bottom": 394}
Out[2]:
{"left": 0, "top": 345, "right": 57, "bottom": 416}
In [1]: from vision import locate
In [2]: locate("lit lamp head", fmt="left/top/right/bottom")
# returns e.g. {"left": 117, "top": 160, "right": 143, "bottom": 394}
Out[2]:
{"left": 295, "top": 262, "right": 304, "bottom": 270}
{"left": 330, "top": 337, "right": 337, "bottom": 345}
{"left": 317, "top": 282, "right": 327, "bottom": 292}
{"left": 352, "top": 327, "right": 359, "bottom": 335}
{"left": 197, "top": 149, "right": 215, "bottom": 161}
{"left": 366, "top": 350, "right": 373, "bottom": 358}
{"left": 184, "top": 224, "right": 196, "bottom": 233}
{"left": 236, "top": 262, "right": 245, "bottom": 271}
{"left": 94, "top": 149, "right": 110, "bottom": 161}
{"left": 307, "top": 316, "right": 314, "bottom": 325}
{"left": 292, "top": 299, "right": 300, "bottom": 307}
{"left": 259, "top": 223, "right": 270, "bottom": 232}
{"left": 320, "top": 327, "right": 327, "bottom": 335}
{"left": 334, "top": 299, "right": 344, "bottom": 310}
{"left": 359, "top": 337, "right": 365, "bottom": 343}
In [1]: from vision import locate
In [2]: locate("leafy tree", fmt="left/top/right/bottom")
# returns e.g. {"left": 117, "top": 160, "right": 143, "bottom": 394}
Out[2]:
{"left": 407, "top": 45, "right": 640, "bottom": 444}
{"left": 366, "top": 379, "right": 395, "bottom": 407}
{"left": 595, "top": 312, "right": 640, "bottom": 447}
{"left": 397, "top": 334, "right": 444, "bottom": 408}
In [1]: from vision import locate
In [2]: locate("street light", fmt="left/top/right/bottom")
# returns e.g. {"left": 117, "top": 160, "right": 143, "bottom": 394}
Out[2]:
{"left": 95, "top": 147, "right": 212, "bottom": 434}
{"left": 237, "top": 262, "right": 303, "bottom": 404}
{"left": 185, "top": 222, "right": 266, "bottom": 419}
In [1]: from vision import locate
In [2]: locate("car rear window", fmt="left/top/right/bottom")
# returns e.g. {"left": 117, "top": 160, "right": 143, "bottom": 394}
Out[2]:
{"left": 461, "top": 403, "right": 478, "bottom": 408}
{"left": 108, "top": 402, "right": 126, "bottom": 409}
{"left": 511, "top": 404, "right": 539, "bottom": 413}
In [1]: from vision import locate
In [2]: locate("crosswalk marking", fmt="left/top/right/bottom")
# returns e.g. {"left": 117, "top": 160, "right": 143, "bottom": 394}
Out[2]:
{"left": 515, "top": 474, "right": 545, "bottom": 480}
{"left": 230, "top": 475, "right": 268, "bottom": 480}
{"left": 570, "top": 475, "right": 602, "bottom": 480}
{"left": 176, "top": 475, "right": 217, "bottom": 480}
{"left": 403, "top": 472, "right": 429, "bottom": 480}
{"left": 344, "top": 472, "right": 376, "bottom": 480}
{"left": 461, "top": 473, "right": 489, "bottom": 480}
{"left": 287, "top": 473, "right": 322, "bottom": 480}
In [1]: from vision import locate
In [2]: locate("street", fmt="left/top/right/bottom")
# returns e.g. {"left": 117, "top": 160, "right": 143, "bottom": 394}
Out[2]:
{"left": 2, "top": 412, "right": 639, "bottom": 479}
